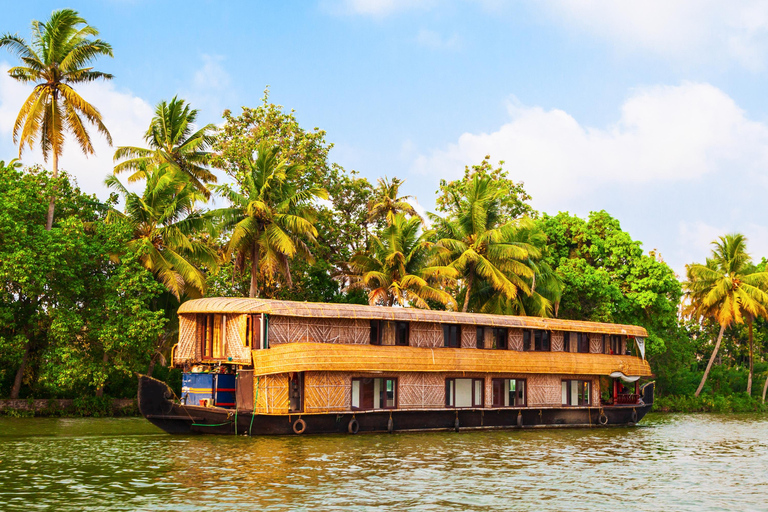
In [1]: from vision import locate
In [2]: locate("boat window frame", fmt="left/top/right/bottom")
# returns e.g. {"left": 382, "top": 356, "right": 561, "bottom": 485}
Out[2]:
{"left": 443, "top": 324, "right": 461, "bottom": 348}
{"left": 350, "top": 376, "right": 398, "bottom": 410}
{"left": 491, "top": 378, "right": 527, "bottom": 407}
{"left": 445, "top": 377, "right": 484, "bottom": 408}
{"left": 493, "top": 327, "right": 508, "bottom": 350}
{"left": 370, "top": 319, "right": 383, "bottom": 346}
{"left": 577, "top": 333, "right": 590, "bottom": 353}
{"left": 395, "top": 321, "right": 410, "bottom": 346}
{"left": 563, "top": 332, "right": 571, "bottom": 352}
{"left": 199, "top": 313, "right": 226, "bottom": 360}
{"left": 561, "top": 379, "right": 591, "bottom": 407}
{"left": 476, "top": 326, "right": 485, "bottom": 349}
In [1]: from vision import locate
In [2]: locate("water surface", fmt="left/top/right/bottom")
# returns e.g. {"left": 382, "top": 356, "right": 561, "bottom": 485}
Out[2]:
{"left": 1, "top": 414, "right": 766, "bottom": 511}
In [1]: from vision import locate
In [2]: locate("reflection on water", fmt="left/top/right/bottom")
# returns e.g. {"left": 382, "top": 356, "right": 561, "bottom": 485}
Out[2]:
{"left": 1, "top": 414, "right": 767, "bottom": 511}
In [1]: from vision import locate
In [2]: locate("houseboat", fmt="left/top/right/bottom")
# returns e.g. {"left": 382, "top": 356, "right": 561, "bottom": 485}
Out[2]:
{"left": 138, "top": 298, "right": 654, "bottom": 435}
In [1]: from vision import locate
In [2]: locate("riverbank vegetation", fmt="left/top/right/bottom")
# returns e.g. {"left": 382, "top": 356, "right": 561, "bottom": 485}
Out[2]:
{"left": 1, "top": 9, "right": 767, "bottom": 414}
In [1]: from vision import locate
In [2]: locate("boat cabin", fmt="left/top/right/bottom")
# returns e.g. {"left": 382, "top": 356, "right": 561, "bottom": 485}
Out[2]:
{"left": 172, "top": 298, "right": 652, "bottom": 416}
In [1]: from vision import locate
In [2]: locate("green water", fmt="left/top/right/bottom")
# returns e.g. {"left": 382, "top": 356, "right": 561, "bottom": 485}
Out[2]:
{"left": 1, "top": 414, "right": 766, "bottom": 511}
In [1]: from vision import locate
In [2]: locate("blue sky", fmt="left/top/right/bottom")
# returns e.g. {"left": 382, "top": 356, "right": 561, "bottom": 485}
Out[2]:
{"left": 3, "top": 0, "right": 768, "bottom": 275}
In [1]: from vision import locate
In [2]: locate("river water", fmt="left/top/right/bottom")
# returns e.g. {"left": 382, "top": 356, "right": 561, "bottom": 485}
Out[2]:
{"left": 0, "top": 413, "right": 766, "bottom": 511}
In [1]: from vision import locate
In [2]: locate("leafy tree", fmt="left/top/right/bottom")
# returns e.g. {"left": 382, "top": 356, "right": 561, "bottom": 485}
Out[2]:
{"left": 431, "top": 175, "right": 539, "bottom": 312}
{"left": 0, "top": 163, "right": 165, "bottom": 399}
{"left": 683, "top": 234, "right": 768, "bottom": 396}
{"left": 209, "top": 142, "right": 327, "bottom": 298}
{"left": 435, "top": 156, "right": 535, "bottom": 222}
{"left": 1, "top": 9, "right": 113, "bottom": 230}
{"left": 367, "top": 176, "right": 420, "bottom": 225}
{"left": 105, "top": 167, "right": 218, "bottom": 300}
{"left": 347, "top": 214, "right": 457, "bottom": 308}
{"left": 113, "top": 97, "right": 217, "bottom": 197}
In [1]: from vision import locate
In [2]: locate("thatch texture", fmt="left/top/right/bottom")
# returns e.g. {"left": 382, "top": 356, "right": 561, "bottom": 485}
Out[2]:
{"left": 175, "top": 315, "right": 199, "bottom": 362}
{"left": 268, "top": 316, "right": 369, "bottom": 346}
{"left": 304, "top": 371, "right": 350, "bottom": 412}
{"left": 399, "top": 373, "right": 446, "bottom": 408}
{"left": 251, "top": 342, "right": 652, "bottom": 377}
{"left": 179, "top": 298, "right": 648, "bottom": 336}
{"left": 411, "top": 322, "right": 443, "bottom": 348}
{"left": 509, "top": 328, "right": 524, "bottom": 351}
{"left": 552, "top": 331, "right": 564, "bottom": 352}
{"left": 254, "top": 373, "right": 290, "bottom": 414}
{"left": 589, "top": 333, "right": 604, "bottom": 354}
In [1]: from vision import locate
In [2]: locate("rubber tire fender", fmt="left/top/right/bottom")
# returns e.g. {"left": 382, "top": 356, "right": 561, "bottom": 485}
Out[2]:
{"left": 348, "top": 418, "right": 360, "bottom": 434}
{"left": 292, "top": 418, "right": 307, "bottom": 435}
{"left": 454, "top": 417, "right": 460, "bottom": 432}
{"left": 387, "top": 417, "right": 394, "bottom": 433}
{"left": 517, "top": 411, "right": 523, "bottom": 427}
{"left": 631, "top": 409, "right": 638, "bottom": 423}
{"left": 599, "top": 412, "right": 609, "bottom": 425}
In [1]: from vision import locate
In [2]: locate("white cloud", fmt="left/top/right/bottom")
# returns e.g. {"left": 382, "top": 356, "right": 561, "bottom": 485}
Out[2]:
{"left": 540, "top": 0, "right": 768, "bottom": 69}
{"left": 323, "top": 0, "right": 436, "bottom": 18}
{"left": 412, "top": 82, "right": 768, "bottom": 213}
{"left": 0, "top": 62, "right": 154, "bottom": 199}
{"left": 677, "top": 221, "right": 768, "bottom": 275}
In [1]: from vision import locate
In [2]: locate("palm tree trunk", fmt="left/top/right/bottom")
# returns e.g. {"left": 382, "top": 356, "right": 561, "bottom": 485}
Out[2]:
{"left": 747, "top": 316, "right": 753, "bottom": 396}
{"left": 10, "top": 338, "right": 31, "bottom": 399}
{"left": 462, "top": 270, "right": 474, "bottom": 313}
{"left": 45, "top": 148, "right": 58, "bottom": 231}
{"left": 249, "top": 241, "right": 260, "bottom": 298}
{"left": 695, "top": 324, "right": 726, "bottom": 397}
{"left": 763, "top": 373, "right": 768, "bottom": 403}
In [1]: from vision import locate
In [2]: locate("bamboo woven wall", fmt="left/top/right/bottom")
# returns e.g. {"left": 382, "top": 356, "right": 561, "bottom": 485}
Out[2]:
{"left": 304, "top": 371, "right": 350, "bottom": 412}
{"left": 253, "top": 371, "right": 603, "bottom": 413}
{"left": 225, "top": 314, "right": 251, "bottom": 364}
{"left": 552, "top": 331, "right": 564, "bottom": 352}
{"left": 173, "top": 313, "right": 251, "bottom": 365}
{"left": 175, "top": 315, "right": 199, "bottom": 362}
{"left": 410, "top": 322, "right": 442, "bottom": 348}
{"left": 179, "top": 298, "right": 648, "bottom": 337}
{"left": 268, "top": 316, "right": 369, "bottom": 346}
{"left": 589, "top": 333, "right": 604, "bottom": 354}
{"left": 254, "top": 373, "right": 290, "bottom": 414}
{"left": 509, "top": 328, "right": 524, "bottom": 351}
{"left": 461, "top": 327, "right": 475, "bottom": 349}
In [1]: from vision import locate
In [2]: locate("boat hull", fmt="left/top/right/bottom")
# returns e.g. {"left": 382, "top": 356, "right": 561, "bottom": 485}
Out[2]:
{"left": 138, "top": 375, "right": 654, "bottom": 436}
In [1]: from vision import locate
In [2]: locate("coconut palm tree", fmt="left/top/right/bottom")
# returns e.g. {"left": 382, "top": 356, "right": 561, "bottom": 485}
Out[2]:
{"left": 113, "top": 97, "right": 217, "bottom": 197}
{"left": 209, "top": 141, "right": 327, "bottom": 297}
{"left": 430, "top": 175, "right": 538, "bottom": 312}
{"left": 105, "top": 166, "right": 218, "bottom": 299}
{"left": 683, "top": 234, "right": 768, "bottom": 397}
{"left": 347, "top": 213, "right": 457, "bottom": 309}
{"left": 367, "top": 176, "right": 421, "bottom": 225}
{"left": 1, "top": 8, "right": 113, "bottom": 230}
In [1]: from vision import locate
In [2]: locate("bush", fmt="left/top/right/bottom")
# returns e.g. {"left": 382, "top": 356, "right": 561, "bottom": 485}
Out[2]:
{"left": 654, "top": 394, "right": 767, "bottom": 413}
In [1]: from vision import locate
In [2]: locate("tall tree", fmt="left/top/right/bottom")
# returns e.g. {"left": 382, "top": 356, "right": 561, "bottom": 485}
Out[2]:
{"left": 105, "top": 166, "right": 218, "bottom": 300}
{"left": 1, "top": 9, "right": 113, "bottom": 230}
{"left": 367, "top": 176, "right": 420, "bottom": 225}
{"left": 113, "top": 97, "right": 217, "bottom": 197}
{"left": 431, "top": 175, "right": 537, "bottom": 312}
{"left": 683, "top": 234, "right": 768, "bottom": 397}
{"left": 210, "top": 142, "right": 327, "bottom": 298}
{"left": 347, "top": 214, "right": 457, "bottom": 309}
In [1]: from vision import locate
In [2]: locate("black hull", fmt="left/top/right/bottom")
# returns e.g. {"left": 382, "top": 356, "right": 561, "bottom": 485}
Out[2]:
{"left": 139, "top": 375, "right": 654, "bottom": 436}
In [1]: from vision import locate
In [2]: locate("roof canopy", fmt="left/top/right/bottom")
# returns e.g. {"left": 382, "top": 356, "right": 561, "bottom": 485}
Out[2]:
{"left": 178, "top": 298, "right": 648, "bottom": 337}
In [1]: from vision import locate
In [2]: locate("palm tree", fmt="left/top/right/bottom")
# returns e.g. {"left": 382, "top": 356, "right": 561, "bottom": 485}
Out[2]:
{"left": 210, "top": 141, "right": 327, "bottom": 297}
{"left": 1, "top": 9, "right": 113, "bottom": 230}
{"left": 347, "top": 214, "right": 457, "bottom": 309}
{"left": 113, "top": 97, "right": 217, "bottom": 197}
{"left": 368, "top": 176, "right": 421, "bottom": 225}
{"left": 683, "top": 234, "right": 768, "bottom": 397}
{"left": 430, "top": 175, "right": 538, "bottom": 312}
{"left": 105, "top": 166, "right": 218, "bottom": 299}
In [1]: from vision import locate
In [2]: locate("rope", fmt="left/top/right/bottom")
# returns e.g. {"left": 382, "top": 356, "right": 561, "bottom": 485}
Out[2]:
{"left": 249, "top": 376, "right": 259, "bottom": 436}
{"left": 191, "top": 422, "right": 232, "bottom": 427}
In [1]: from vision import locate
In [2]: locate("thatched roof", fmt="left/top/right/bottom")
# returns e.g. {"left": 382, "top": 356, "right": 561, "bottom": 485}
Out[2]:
{"left": 179, "top": 298, "right": 648, "bottom": 337}
{"left": 252, "top": 342, "right": 653, "bottom": 377}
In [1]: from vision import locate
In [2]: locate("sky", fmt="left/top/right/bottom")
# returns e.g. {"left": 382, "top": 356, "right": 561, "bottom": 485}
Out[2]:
{"left": 2, "top": 0, "right": 768, "bottom": 276}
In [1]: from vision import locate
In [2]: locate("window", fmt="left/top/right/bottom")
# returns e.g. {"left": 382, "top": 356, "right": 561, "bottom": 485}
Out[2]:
{"left": 245, "top": 314, "right": 263, "bottom": 349}
{"left": 534, "top": 331, "right": 551, "bottom": 351}
{"left": 200, "top": 313, "right": 225, "bottom": 359}
{"left": 523, "top": 330, "right": 531, "bottom": 351}
{"left": 493, "top": 328, "right": 508, "bottom": 349}
{"left": 395, "top": 321, "right": 409, "bottom": 346}
{"left": 288, "top": 373, "right": 303, "bottom": 412}
{"left": 563, "top": 332, "right": 571, "bottom": 352}
{"left": 610, "top": 335, "right": 622, "bottom": 355}
{"left": 476, "top": 327, "right": 485, "bottom": 349}
{"left": 561, "top": 380, "right": 591, "bottom": 406}
{"left": 446, "top": 378, "right": 484, "bottom": 407}
{"left": 491, "top": 378, "right": 526, "bottom": 407}
{"left": 577, "top": 333, "right": 590, "bottom": 353}
{"left": 601, "top": 334, "right": 607, "bottom": 354}
{"left": 351, "top": 377, "right": 397, "bottom": 409}
{"left": 370, "top": 320, "right": 382, "bottom": 345}
{"left": 443, "top": 324, "right": 461, "bottom": 348}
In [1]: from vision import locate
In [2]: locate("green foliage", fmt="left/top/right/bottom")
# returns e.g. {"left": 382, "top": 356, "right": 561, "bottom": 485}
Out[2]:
{"left": 0, "top": 163, "right": 167, "bottom": 398}
{"left": 435, "top": 156, "right": 535, "bottom": 222}
{"left": 654, "top": 394, "right": 767, "bottom": 413}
